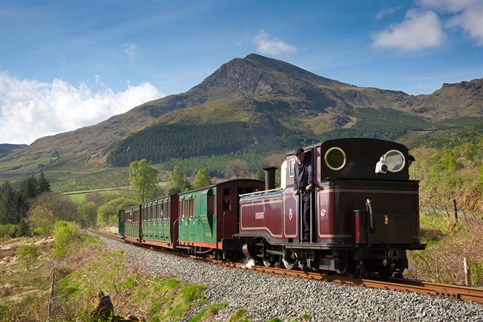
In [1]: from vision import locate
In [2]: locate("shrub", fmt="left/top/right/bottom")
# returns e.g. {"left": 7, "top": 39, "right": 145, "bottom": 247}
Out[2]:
{"left": 16, "top": 243, "right": 39, "bottom": 271}
{"left": 53, "top": 221, "right": 79, "bottom": 259}
{"left": 97, "top": 197, "right": 137, "bottom": 227}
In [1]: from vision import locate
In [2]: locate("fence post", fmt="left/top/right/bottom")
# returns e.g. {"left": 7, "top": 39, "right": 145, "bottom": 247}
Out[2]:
{"left": 453, "top": 199, "right": 458, "bottom": 223}
{"left": 48, "top": 268, "right": 55, "bottom": 321}
{"left": 464, "top": 257, "right": 471, "bottom": 287}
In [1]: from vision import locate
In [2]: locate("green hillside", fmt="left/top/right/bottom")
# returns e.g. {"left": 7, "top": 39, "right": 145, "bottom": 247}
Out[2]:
{"left": 0, "top": 54, "right": 481, "bottom": 191}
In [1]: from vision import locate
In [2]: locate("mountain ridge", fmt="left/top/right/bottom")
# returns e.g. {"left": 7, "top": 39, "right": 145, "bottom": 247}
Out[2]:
{"left": 1, "top": 53, "right": 481, "bottom": 188}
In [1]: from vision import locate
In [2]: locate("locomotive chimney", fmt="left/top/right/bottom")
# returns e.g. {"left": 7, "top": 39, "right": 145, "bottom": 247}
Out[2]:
{"left": 263, "top": 166, "right": 277, "bottom": 190}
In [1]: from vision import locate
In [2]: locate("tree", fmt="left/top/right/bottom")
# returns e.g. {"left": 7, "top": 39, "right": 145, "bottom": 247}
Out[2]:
{"left": 192, "top": 169, "right": 213, "bottom": 189}
{"left": 0, "top": 180, "right": 21, "bottom": 225}
{"left": 38, "top": 172, "right": 51, "bottom": 194}
{"left": 28, "top": 192, "right": 79, "bottom": 225}
{"left": 21, "top": 175, "right": 39, "bottom": 200}
{"left": 129, "top": 159, "right": 159, "bottom": 203}
{"left": 224, "top": 159, "right": 249, "bottom": 179}
{"left": 169, "top": 165, "right": 191, "bottom": 194}
{"left": 78, "top": 202, "right": 98, "bottom": 228}
{"left": 16, "top": 243, "right": 39, "bottom": 271}
{"left": 53, "top": 221, "right": 79, "bottom": 259}
{"left": 97, "top": 197, "right": 137, "bottom": 227}
{"left": 27, "top": 205, "right": 55, "bottom": 236}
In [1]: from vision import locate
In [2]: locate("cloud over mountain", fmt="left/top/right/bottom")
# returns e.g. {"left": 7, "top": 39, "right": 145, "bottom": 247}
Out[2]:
{"left": 0, "top": 72, "right": 163, "bottom": 144}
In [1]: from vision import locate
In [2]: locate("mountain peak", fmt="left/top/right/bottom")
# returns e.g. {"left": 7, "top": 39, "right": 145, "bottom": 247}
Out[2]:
{"left": 192, "top": 53, "right": 344, "bottom": 100}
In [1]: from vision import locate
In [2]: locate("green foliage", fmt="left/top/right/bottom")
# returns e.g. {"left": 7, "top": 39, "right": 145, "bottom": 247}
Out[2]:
{"left": 97, "top": 197, "right": 137, "bottom": 227}
{"left": 26, "top": 192, "right": 79, "bottom": 236}
{"left": 20, "top": 175, "right": 39, "bottom": 200}
{"left": 53, "top": 220, "right": 79, "bottom": 259}
{"left": 192, "top": 169, "right": 213, "bottom": 189}
{"left": 190, "top": 302, "right": 228, "bottom": 322}
{"left": 107, "top": 120, "right": 311, "bottom": 167}
{"left": 27, "top": 205, "right": 55, "bottom": 236}
{"left": 167, "top": 151, "right": 264, "bottom": 178}
{"left": 129, "top": 159, "right": 160, "bottom": 203}
{"left": 0, "top": 223, "right": 23, "bottom": 238}
{"left": 468, "top": 259, "right": 483, "bottom": 286}
{"left": 229, "top": 308, "right": 250, "bottom": 322}
{"left": 225, "top": 159, "right": 250, "bottom": 179}
{"left": 16, "top": 243, "right": 39, "bottom": 271}
{"left": 169, "top": 165, "right": 191, "bottom": 194}
{"left": 0, "top": 220, "right": 29, "bottom": 238}
{"left": 38, "top": 172, "right": 51, "bottom": 193}
{"left": 77, "top": 202, "right": 98, "bottom": 228}
{"left": 0, "top": 180, "right": 22, "bottom": 225}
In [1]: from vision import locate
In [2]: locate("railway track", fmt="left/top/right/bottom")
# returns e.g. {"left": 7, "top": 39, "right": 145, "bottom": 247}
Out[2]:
{"left": 90, "top": 229, "right": 483, "bottom": 305}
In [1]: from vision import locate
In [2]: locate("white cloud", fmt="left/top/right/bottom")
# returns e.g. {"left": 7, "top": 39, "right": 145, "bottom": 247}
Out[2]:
{"left": 0, "top": 72, "right": 163, "bottom": 145}
{"left": 253, "top": 30, "right": 297, "bottom": 55}
{"left": 372, "top": 10, "right": 445, "bottom": 51}
{"left": 418, "top": 0, "right": 483, "bottom": 44}
{"left": 376, "top": 5, "right": 401, "bottom": 20}
{"left": 373, "top": 0, "right": 483, "bottom": 51}
{"left": 446, "top": 3, "right": 483, "bottom": 45}
{"left": 123, "top": 43, "right": 140, "bottom": 60}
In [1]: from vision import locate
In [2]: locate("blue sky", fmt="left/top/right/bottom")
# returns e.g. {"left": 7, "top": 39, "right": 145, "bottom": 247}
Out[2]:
{"left": 1, "top": 0, "right": 482, "bottom": 145}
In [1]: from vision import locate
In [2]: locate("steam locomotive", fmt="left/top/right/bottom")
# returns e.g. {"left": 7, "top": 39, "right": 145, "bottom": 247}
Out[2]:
{"left": 118, "top": 138, "right": 425, "bottom": 278}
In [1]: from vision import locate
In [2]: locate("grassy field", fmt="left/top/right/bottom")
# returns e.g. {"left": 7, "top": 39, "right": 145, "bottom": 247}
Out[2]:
{"left": 0, "top": 232, "right": 253, "bottom": 322}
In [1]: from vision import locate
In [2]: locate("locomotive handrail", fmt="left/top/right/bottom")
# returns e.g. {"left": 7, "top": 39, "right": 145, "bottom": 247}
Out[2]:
{"left": 239, "top": 188, "right": 283, "bottom": 197}
{"left": 366, "top": 199, "right": 375, "bottom": 233}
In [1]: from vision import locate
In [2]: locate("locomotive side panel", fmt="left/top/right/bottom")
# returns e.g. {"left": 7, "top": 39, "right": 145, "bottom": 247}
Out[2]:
{"left": 317, "top": 186, "right": 349, "bottom": 244}
{"left": 282, "top": 189, "right": 298, "bottom": 238}
{"left": 239, "top": 191, "right": 284, "bottom": 240}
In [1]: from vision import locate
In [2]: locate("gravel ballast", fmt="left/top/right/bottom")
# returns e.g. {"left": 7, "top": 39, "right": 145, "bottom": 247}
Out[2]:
{"left": 99, "top": 236, "right": 483, "bottom": 322}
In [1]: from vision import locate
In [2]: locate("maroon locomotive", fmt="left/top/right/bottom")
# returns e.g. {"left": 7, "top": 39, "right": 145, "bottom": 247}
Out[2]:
{"left": 225, "top": 138, "right": 425, "bottom": 278}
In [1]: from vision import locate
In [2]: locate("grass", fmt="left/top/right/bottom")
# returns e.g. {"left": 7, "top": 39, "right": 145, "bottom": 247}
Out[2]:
{"left": 0, "top": 231, "right": 250, "bottom": 321}
{"left": 406, "top": 213, "right": 482, "bottom": 286}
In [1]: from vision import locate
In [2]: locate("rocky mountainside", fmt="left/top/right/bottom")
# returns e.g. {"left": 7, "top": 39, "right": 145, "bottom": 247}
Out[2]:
{"left": 1, "top": 54, "right": 481, "bottom": 188}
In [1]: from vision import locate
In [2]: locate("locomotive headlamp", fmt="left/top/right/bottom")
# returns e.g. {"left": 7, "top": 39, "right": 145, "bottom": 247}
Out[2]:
{"left": 375, "top": 156, "right": 388, "bottom": 174}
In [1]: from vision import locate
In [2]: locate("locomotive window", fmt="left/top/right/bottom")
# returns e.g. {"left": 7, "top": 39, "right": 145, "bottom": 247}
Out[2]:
{"left": 384, "top": 150, "right": 405, "bottom": 172}
{"left": 289, "top": 159, "right": 295, "bottom": 177}
{"left": 324, "top": 147, "right": 346, "bottom": 171}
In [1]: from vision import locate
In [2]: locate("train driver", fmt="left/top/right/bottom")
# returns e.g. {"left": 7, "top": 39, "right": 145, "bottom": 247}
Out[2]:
{"left": 293, "top": 147, "right": 313, "bottom": 242}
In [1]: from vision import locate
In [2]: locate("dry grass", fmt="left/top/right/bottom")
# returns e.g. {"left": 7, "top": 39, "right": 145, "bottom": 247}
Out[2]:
{"left": 406, "top": 215, "right": 483, "bottom": 286}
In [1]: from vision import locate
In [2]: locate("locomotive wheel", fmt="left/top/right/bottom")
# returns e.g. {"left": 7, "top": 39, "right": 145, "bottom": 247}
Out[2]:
{"left": 262, "top": 256, "right": 274, "bottom": 267}
{"left": 347, "top": 260, "right": 367, "bottom": 278}
{"left": 282, "top": 249, "right": 297, "bottom": 270}
{"left": 378, "top": 263, "right": 395, "bottom": 279}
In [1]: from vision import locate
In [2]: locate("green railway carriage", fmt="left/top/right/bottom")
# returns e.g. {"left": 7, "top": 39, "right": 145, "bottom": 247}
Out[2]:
{"left": 118, "top": 205, "right": 142, "bottom": 243}
{"left": 177, "top": 179, "right": 265, "bottom": 251}
{"left": 141, "top": 194, "right": 179, "bottom": 248}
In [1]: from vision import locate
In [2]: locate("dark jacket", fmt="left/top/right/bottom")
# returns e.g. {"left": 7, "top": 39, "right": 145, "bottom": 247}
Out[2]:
{"left": 294, "top": 157, "right": 313, "bottom": 192}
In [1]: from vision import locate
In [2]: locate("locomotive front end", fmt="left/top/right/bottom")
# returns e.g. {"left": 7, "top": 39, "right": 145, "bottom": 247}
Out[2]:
{"left": 316, "top": 138, "right": 425, "bottom": 277}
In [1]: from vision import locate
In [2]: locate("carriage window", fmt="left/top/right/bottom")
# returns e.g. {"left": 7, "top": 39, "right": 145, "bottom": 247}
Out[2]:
{"left": 324, "top": 147, "right": 346, "bottom": 170}
{"left": 384, "top": 150, "right": 405, "bottom": 173}
{"left": 189, "top": 199, "right": 195, "bottom": 218}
